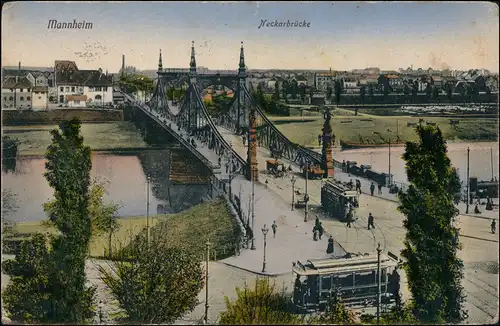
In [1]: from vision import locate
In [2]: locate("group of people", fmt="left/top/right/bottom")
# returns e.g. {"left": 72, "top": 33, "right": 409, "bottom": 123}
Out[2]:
{"left": 346, "top": 179, "right": 383, "bottom": 196}
{"left": 313, "top": 217, "right": 324, "bottom": 241}
{"left": 474, "top": 196, "right": 496, "bottom": 214}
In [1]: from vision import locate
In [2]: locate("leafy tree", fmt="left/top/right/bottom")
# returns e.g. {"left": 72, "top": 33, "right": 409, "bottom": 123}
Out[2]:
{"left": 425, "top": 84, "right": 433, "bottom": 98}
{"left": 299, "top": 84, "right": 306, "bottom": 103}
{"left": 309, "top": 288, "right": 357, "bottom": 324}
{"left": 368, "top": 84, "right": 374, "bottom": 97}
{"left": 1, "top": 188, "right": 18, "bottom": 239}
{"left": 273, "top": 81, "right": 280, "bottom": 100}
{"left": 290, "top": 79, "right": 298, "bottom": 99}
{"left": 360, "top": 85, "right": 366, "bottom": 105}
{"left": 486, "top": 86, "right": 492, "bottom": 96}
{"left": 282, "top": 80, "right": 289, "bottom": 99}
{"left": 326, "top": 85, "right": 333, "bottom": 100}
{"left": 2, "top": 136, "right": 18, "bottom": 173}
{"left": 98, "top": 224, "right": 204, "bottom": 324}
{"left": 219, "top": 278, "right": 305, "bottom": 325}
{"left": 42, "top": 179, "right": 121, "bottom": 257}
{"left": 2, "top": 233, "right": 53, "bottom": 323}
{"left": 433, "top": 86, "right": 440, "bottom": 100}
{"left": 398, "top": 124, "right": 467, "bottom": 323}
{"left": 446, "top": 82, "right": 454, "bottom": 103}
{"left": 334, "top": 80, "right": 342, "bottom": 105}
{"left": 43, "top": 117, "right": 96, "bottom": 322}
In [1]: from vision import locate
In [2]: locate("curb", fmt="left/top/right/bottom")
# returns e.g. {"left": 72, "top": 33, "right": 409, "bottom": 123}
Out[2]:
{"left": 220, "top": 261, "right": 290, "bottom": 277}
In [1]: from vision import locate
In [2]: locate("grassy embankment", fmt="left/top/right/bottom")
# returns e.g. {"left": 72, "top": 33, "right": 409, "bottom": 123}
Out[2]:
{"left": 7, "top": 199, "right": 239, "bottom": 260}
{"left": 269, "top": 108, "right": 498, "bottom": 148}
{"left": 3, "top": 122, "right": 149, "bottom": 156}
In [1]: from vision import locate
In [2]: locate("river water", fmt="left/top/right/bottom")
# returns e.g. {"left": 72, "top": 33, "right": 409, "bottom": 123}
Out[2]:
{"left": 2, "top": 151, "right": 210, "bottom": 223}
{"left": 333, "top": 141, "right": 499, "bottom": 185}
{"left": 2, "top": 142, "right": 497, "bottom": 223}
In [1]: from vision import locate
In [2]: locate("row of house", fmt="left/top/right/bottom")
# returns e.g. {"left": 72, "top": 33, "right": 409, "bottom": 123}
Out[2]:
{"left": 2, "top": 61, "right": 113, "bottom": 110}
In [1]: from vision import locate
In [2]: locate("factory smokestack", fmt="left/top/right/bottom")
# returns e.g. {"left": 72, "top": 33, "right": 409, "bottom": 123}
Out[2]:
{"left": 121, "top": 55, "right": 125, "bottom": 76}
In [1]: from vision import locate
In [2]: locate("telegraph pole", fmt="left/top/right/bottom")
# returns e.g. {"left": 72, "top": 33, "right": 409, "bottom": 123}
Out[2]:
{"left": 304, "top": 162, "right": 309, "bottom": 222}
{"left": 466, "top": 147, "right": 470, "bottom": 214}
{"left": 388, "top": 138, "right": 392, "bottom": 186}
{"left": 376, "top": 242, "right": 382, "bottom": 324}
{"left": 146, "top": 175, "right": 151, "bottom": 247}
{"left": 251, "top": 170, "right": 256, "bottom": 250}
{"left": 204, "top": 241, "right": 210, "bottom": 325}
{"left": 291, "top": 175, "right": 296, "bottom": 211}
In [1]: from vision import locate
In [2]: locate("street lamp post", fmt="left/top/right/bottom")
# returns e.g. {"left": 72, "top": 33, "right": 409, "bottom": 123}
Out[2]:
{"left": 466, "top": 147, "right": 470, "bottom": 214}
{"left": 290, "top": 175, "right": 296, "bottom": 211}
{"left": 251, "top": 166, "right": 256, "bottom": 250}
{"left": 204, "top": 241, "right": 210, "bottom": 325}
{"left": 304, "top": 162, "right": 309, "bottom": 222}
{"left": 376, "top": 242, "right": 382, "bottom": 325}
{"left": 261, "top": 224, "right": 269, "bottom": 273}
{"left": 146, "top": 175, "right": 151, "bottom": 247}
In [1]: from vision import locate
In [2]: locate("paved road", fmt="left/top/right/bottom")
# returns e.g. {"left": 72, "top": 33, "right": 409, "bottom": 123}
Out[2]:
{"left": 217, "top": 126, "right": 499, "bottom": 325}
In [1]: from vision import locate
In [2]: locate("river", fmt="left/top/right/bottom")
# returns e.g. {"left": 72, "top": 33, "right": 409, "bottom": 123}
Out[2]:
{"left": 332, "top": 141, "right": 499, "bottom": 185}
{"left": 2, "top": 150, "right": 210, "bottom": 223}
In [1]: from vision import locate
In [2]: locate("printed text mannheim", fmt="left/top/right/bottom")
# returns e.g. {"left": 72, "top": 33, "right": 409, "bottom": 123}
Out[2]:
{"left": 47, "top": 20, "right": 93, "bottom": 29}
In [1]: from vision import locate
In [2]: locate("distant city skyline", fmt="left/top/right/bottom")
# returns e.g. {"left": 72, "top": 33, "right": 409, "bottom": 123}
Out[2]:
{"left": 2, "top": 2, "right": 499, "bottom": 72}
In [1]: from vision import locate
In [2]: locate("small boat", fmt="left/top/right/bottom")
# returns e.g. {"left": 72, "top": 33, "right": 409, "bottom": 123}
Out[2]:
{"left": 340, "top": 140, "right": 406, "bottom": 150}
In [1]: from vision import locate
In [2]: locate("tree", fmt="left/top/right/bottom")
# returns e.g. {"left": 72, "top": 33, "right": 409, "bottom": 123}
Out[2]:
{"left": 2, "top": 188, "right": 18, "bottom": 239}
{"left": 219, "top": 278, "right": 305, "bottom": 325}
{"left": 43, "top": 179, "right": 121, "bottom": 257}
{"left": 368, "top": 84, "right": 374, "bottom": 97}
{"left": 298, "top": 84, "right": 306, "bottom": 103}
{"left": 273, "top": 82, "right": 280, "bottom": 100}
{"left": 433, "top": 86, "right": 440, "bottom": 100}
{"left": 43, "top": 117, "right": 96, "bottom": 322}
{"left": 309, "top": 288, "right": 357, "bottom": 324}
{"left": 425, "top": 84, "right": 433, "bottom": 99}
{"left": 282, "top": 80, "right": 289, "bottom": 99}
{"left": 446, "top": 83, "right": 453, "bottom": 103}
{"left": 290, "top": 79, "right": 298, "bottom": 99}
{"left": 2, "top": 136, "right": 18, "bottom": 173}
{"left": 334, "top": 80, "right": 342, "bottom": 105}
{"left": 2, "top": 233, "right": 53, "bottom": 323}
{"left": 97, "top": 224, "right": 204, "bottom": 324}
{"left": 360, "top": 85, "right": 366, "bottom": 105}
{"left": 397, "top": 124, "right": 467, "bottom": 323}
{"left": 326, "top": 85, "right": 333, "bottom": 100}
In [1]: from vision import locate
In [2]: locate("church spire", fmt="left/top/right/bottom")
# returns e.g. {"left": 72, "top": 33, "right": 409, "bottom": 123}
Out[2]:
{"left": 158, "top": 49, "right": 163, "bottom": 72}
{"left": 189, "top": 41, "right": 196, "bottom": 74}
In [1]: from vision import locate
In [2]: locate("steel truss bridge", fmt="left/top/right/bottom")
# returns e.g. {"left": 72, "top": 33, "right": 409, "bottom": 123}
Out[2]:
{"left": 118, "top": 42, "right": 324, "bottom": 180}
{"left": 117, "top": 41, "right": 327, "bottom": 243}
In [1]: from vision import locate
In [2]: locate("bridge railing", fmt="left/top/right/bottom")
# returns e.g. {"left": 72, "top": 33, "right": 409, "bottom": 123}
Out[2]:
{"left": 193, "top": 84, "right": 246, "bottom": 168}
{"left": 243, "top": 86, "right": 322, "bottom": 165}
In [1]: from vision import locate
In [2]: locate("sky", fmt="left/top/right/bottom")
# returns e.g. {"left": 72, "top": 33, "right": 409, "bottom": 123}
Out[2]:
{"left": 2, "top": 1, "right": 499, "bottom": 72}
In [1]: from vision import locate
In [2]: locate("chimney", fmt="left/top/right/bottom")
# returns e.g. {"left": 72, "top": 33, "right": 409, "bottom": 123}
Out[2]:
{"left": 18, "top": 61, "right": 21, "bottom": 71}
{"left": 122, "top": 55, "right": 125, "bottom": 76}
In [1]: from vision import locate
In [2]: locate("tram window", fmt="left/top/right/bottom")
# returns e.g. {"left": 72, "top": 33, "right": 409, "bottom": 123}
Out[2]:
{"left": 322, "top": 276, "right": 332, "bottom": 290}
{"left": 335, "top": 274, "right": 354, "bottom": 288}
{"left": 355, "top": 272, "right": 375, "bottom": 286}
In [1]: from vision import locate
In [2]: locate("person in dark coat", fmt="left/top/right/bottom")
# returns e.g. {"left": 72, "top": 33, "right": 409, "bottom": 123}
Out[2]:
{"left": 356, "top": 179, "right": 361, "bottom": 194}
{"left": 326, "top": 235, "right": 334, "bottom": 254}
{"left": 491, "top": 220, "right": 496, "bottom": 234}
{"left": 318, "top": 222, "right": 324, "bottom": 240}
{"left": 378, "top": 183, "right": 383, "bottom": 195}
{"left": 346, "top": 209, "right": 353, "bottom": 228}
{"left": 368, "top": 212, "right": 375, "bottom": 230}
{"left": 370, "top": 182, "right": 375, "bottom": 196}
{"left": 313, "top": 226, "right": 319, "bottom": 241}
{"left": 342, "top": 160, "right": 346, "bottom": 172}
{"left": 271, "top": 221, "right": 277, "bottom": 238}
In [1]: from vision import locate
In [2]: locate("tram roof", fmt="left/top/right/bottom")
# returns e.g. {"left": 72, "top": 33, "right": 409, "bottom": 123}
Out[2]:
{"left": 293, "top": 254, "right": 398, "bottom": 276}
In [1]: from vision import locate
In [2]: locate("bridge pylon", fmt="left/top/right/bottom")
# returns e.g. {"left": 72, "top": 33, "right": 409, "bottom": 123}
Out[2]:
{"left": 321, "top": 107, "right": 335, "bottom": 178}
{"left": 247, "top": 107, "right": 259, "bottom": 181}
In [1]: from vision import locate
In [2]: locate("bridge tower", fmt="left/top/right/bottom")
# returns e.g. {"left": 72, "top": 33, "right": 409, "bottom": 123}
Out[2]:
{"left": 187, "top": 41, "right": 198, "bottom": 132}
{"left": 321, "top": 107, "right": 335, "bottom": 178}
{"left": 158, "top": 49, "right": 163, "bottom": 72}
{"left": 247, "top": 107, "right": 259, "bottom": 181}
{"left": 237, "top": 42, "right": 248, "bottom": 132}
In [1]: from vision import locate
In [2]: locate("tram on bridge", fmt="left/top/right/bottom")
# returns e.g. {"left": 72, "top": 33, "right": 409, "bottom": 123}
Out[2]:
{"left": 292, "top": 253, "right": 400, "bottom": 312}
{"left": 321, "top": 180, "right": 359, "bottom": 221}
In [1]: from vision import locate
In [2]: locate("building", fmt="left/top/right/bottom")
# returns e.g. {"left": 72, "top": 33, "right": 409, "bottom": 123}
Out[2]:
{"left": 314, "top": 72, "right": 333, "bottom": 91}
{"left": 1, "top": 77, "right": 33, "bottom": 109}
{"left": 295, "top": 75, "right": 308, "bottom": 86}
{"left": 385, "top": 75, "right": 403, "bottom": 92}
{"left": 67, "top": 95, "right": 88, "bottom": 107}
{"left": 55, "top": 60, "right": 113, "bottom": 105}
{"left": 310, "top": 93, "right": 326, "bottom": 105}
{"left": 31, "top": 86, "right": 48, "bottom": 110}
{"left": 341, "top": 77, "right": 359, "bottom": 94}
{"left": 359, "top": 75, "right": 379, "bottom": 87}
{"left": 431, "top": 76, "right": 444, "bottom": 89}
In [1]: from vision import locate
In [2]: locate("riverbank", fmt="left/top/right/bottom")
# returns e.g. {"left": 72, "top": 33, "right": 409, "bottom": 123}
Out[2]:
{"left": 273, "top": 110, "right": 498, "bottom": 148}
{"left": 3, "top": 122, "right": 149, "bottom": 156}
{"left": 4, "top": 199, "right": 237, "bottom": 259}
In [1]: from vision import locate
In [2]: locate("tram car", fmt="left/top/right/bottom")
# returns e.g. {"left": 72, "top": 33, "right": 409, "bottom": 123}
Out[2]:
{"left": 292, "top": 253, "right": 400, "bottom": 312}
{"left": 266, "top": 159, "right": 286, "bottom": 178}
{"left": 321, "top": 180, "right": 359, "bottom": 221}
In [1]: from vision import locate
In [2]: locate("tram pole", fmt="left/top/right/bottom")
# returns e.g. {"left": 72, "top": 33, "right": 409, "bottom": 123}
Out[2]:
{"left": 204, "top": 241, "right": 210, "bottom": 325}
{"left": 146, "top": 175, "right": 151, "bottom": 248}
{"left": 304, "top": 162, "right": 309, "bottom": 222}
{"left": 291, "top": 175, "right": 296, "bottom": 211}
{"left": 466, "top": 147, "right": 470, "bottom": 214}
{"left": 376, "top": 242, "right": 382, "bottom": 324}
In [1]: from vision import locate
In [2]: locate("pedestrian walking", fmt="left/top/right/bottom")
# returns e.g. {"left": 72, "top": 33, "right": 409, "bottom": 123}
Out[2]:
{"left": 370, "top": 182, "right": 375, "bottom": 196}
{"left": 342, "top": 160, "right": 346, "bottom": 172}
{"left": 356, "top": 179, "right": 361, "bottom": 194}
{"left": 272, "top": 221, "right": 277, "bottom": 238}
{"left": 346, "top": 211, "right": 352, "bottom": 228}
{"left": 313, "top": 226, "right": 319, "bottom": 241}
{"left": 378, "top": 183, "right": 382, "bottom": 195}
{"left": 318, "top": 222, "right": 324, "bottom": 240}
{"left": 326, "top": 235, "right": 334, "bottom": 254}
{"left": 367, "top": 212, "right": 375, "bottom": 230}
{"left": 491, "top": 220, "right": 496, "bottom": 234}
{"left": 318, "top": 134, "right": 322, "bottom": 146}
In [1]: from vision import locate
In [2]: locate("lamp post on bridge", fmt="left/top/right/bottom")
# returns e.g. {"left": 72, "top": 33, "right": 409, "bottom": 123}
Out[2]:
{"left": 261, "top": 224, "right": 269, "bottom": 273}
{"left": 146, "top": 175, "right": 151, "bottom": 247}
{"left": 304, "top": 161, "right": 310, "bottom": 222}
{"left": 290, "top": 175, "right": 296, "bottom": 211}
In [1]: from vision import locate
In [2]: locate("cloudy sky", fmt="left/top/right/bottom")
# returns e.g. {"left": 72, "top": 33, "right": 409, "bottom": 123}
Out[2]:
{"left": 2, "top": 1, "right": 498, "bottom": 72}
